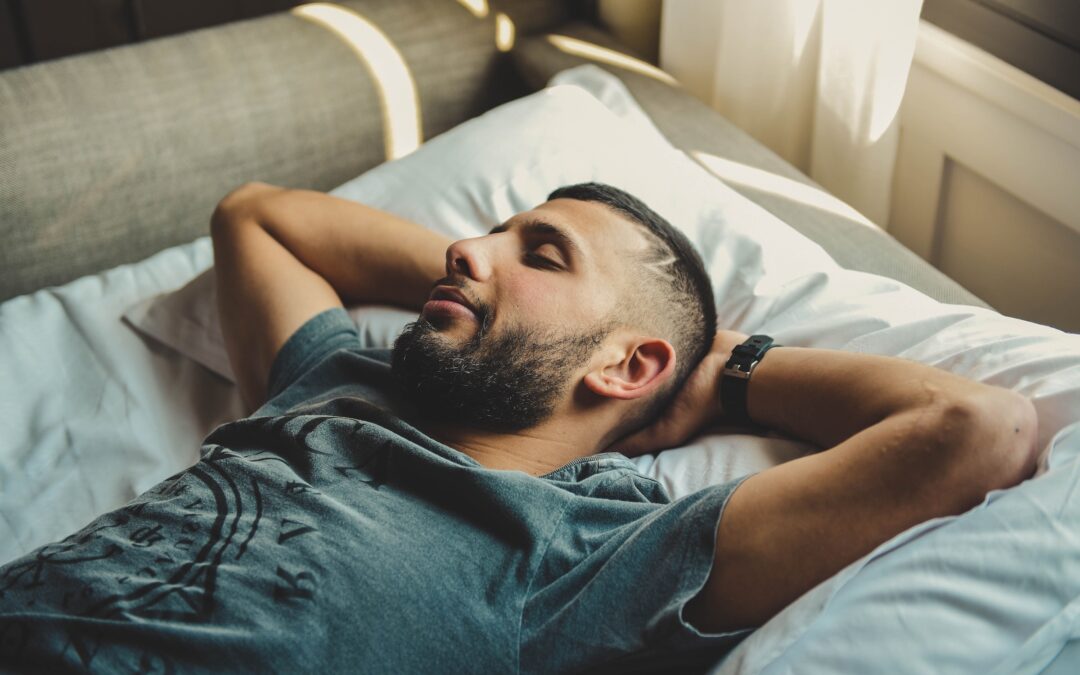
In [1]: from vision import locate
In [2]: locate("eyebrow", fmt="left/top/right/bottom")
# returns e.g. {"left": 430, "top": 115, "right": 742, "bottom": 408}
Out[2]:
{"left": 489, "top": 218, "right": 585, "bottom": 261}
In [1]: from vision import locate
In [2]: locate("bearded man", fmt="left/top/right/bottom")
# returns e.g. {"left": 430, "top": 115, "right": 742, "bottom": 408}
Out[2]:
{"left": 0, "top": 182, "right": 1037, "bottom": 673}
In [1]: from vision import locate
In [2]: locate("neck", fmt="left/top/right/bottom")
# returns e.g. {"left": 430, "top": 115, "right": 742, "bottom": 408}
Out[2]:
{"left": 425, "top": 415, "right": 605, "bottom": 476}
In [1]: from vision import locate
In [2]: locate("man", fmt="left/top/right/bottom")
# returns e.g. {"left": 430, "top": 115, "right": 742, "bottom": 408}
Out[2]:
{"left": 0, "top": 182, "right": 1037, "bottom": 673}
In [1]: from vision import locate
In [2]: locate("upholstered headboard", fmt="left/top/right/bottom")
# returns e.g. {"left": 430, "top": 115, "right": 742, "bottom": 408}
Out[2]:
{"left": 0, "top": 0, "right": 573, "bottom": 301}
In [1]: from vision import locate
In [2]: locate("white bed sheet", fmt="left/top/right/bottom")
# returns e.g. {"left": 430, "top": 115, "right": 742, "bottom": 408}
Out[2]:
{"left": 1, "top": 66, "right": 1078, "bottom": 672}
{"left": 0, "top": 238, "right": 241, "bottom": 562}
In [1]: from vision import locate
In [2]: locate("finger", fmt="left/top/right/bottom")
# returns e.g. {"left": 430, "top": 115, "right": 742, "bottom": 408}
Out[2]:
{"left": 616, "top": 401, "right": 712, "bottom": 457}
{"left": 615, "top": 353, "right": 724, "bottom": 456}
{"left": 614, "top": 422, "right": 671, "bottom": 457}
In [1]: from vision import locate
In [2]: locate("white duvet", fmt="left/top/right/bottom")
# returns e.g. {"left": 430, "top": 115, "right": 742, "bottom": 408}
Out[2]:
{"left": 1, "top": 66, "right": 1078, "bottom": 672}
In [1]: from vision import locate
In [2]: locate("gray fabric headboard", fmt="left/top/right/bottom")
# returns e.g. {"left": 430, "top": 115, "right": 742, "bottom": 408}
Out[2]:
{"left": 0, "top": 0, "right": 570, "bottom": 301}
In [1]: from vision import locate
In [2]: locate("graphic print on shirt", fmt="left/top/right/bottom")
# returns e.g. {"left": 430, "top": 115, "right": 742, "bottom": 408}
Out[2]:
{"left": 0, "top": 413, "right": 395, "bottom": 669}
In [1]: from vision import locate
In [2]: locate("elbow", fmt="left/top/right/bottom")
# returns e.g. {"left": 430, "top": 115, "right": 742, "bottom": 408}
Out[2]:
{"left": 941, "top": 389, "right": 1039, "bottom": 500}
{"left": 210, "top": 181, "right": 279, "bottom": 236}
{"left": 994, "top": 391, "right": 1039, "bottom": 486}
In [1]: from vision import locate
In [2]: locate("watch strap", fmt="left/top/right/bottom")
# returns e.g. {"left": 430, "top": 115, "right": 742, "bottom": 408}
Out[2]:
{"left": 720, "top": 335, "right": 777, "bottom": 425}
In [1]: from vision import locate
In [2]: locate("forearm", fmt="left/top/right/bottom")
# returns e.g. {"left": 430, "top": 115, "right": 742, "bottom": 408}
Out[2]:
{"left": 744, "top": 346, "right": 1016, "bottom": 449}
{"left": 213, "top": 182, "right": 451, "bottom": 310}
{"left": 686, "top": 344, "right": 1038, "bottom": 633}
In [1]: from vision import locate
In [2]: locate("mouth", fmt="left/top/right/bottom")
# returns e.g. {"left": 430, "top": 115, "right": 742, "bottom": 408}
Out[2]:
{"left": 423, "top": 285, "right": 479, "bottom": 321}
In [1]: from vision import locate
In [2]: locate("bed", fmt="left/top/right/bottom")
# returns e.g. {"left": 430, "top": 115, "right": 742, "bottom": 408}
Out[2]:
{"left": 2, "top": 1, "right": 1078, "bottom": 672}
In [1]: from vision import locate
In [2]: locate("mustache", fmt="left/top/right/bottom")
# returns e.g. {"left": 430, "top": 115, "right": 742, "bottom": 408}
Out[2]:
{"left": 430, "top": 276, "right": 493, "bottom": 337}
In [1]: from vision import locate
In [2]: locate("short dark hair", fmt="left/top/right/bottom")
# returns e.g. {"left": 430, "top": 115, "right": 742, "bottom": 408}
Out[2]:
{"left": 547, "top": 182, "right": 717, "bottom": 434}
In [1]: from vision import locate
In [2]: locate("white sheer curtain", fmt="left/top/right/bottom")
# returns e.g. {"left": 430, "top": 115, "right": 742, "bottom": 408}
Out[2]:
{"left": 660, "top": 0, "right": 924, "bottom": 226}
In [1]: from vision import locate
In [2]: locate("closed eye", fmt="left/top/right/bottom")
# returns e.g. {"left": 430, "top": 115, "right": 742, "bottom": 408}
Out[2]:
{"left": 524, "top": 252, "right": 562, "bottom": 270}
{"left": 493, "top": 218, "right": 581, "bottom": 271}
{"left": 524, "top": 242, "right": 566, "bottom": 270}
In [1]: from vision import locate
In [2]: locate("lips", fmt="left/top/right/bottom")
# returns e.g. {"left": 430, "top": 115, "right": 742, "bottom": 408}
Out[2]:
{"left": 427, "top": 285, "right": 478, "bottom": 316}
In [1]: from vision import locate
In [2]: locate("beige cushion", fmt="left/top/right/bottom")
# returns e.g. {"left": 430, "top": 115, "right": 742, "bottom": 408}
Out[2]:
{"left": 0, "top": 0, "right": 568, "bottom": 301}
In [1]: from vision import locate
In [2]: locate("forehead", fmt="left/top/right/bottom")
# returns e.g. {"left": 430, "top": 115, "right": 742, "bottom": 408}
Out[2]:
{"left": 501, "top": 198, "right": 651, "bottom": 264}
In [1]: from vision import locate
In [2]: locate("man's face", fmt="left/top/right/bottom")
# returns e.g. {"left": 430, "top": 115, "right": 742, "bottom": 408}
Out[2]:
{"left": 391, "top": 199, "right": 648, "bottom": 432}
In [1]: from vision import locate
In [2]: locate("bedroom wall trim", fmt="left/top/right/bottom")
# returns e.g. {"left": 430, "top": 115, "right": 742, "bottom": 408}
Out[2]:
{"left": 889, "top": 20, "right": 1080, "bottom": 332}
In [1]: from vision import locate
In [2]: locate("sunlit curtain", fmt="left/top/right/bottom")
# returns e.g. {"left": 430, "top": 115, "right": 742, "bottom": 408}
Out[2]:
{"left": 660, "top": 0, "right": 924, "bottom": 226}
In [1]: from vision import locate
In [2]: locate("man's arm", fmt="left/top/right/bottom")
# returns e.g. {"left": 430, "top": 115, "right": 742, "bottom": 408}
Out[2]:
{"left": 210, "top": 182, "right": 450, "bottom": 409}
{"left": 616, "top": 332, "right": 1038, "bottom": 633}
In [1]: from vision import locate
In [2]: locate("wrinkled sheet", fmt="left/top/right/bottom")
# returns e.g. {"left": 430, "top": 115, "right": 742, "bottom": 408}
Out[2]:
{"left": 0, "top": 238, "right": 243, "bottom": 563}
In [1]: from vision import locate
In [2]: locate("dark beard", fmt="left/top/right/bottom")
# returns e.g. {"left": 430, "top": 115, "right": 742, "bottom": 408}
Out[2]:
{"left": 390, "top": 313, "right": 608, "bottom": 434}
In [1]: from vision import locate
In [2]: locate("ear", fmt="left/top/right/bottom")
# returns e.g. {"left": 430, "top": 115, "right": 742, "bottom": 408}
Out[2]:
{"left": 582, "top": 338, "right": 676, "bottom": 401}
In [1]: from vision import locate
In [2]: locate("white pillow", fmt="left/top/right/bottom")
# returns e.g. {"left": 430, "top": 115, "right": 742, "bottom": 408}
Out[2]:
{"left": 123, "top": 65, "right": 1080, "bottom": 674}
{"left": 124, "top": 268, "right": 416, "bottom": 381}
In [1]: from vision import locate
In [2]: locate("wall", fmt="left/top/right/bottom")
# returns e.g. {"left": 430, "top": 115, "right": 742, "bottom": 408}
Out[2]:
{"left": 889, "top": 20, "right": 1080, "bottom": 332}
{"left": 596, "top": 0, "right": 661, "bottom": 63}
{"left": 0, "top": 0, "right": 300, "bottom": 70}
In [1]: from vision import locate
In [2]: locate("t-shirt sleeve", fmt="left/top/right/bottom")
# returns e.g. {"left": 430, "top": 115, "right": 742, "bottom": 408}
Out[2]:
{"left": 265, "top": 307, "right": 363, "bottom": 401}
{"left": 521, "top": 475, "right": 755, "bottom": 673}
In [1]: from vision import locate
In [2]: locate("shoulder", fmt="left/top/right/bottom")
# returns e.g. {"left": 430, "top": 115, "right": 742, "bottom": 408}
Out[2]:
{"left": 256, "top": 308, "right": 398, "bottom": 417}
{"left": 543, "top": 453, "right": 671, "bottom": 504}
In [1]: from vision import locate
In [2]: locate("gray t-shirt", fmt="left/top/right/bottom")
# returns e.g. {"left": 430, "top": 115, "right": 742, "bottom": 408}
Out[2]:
{"left": 0, "top": 309, "right": 751, "bottom": 673}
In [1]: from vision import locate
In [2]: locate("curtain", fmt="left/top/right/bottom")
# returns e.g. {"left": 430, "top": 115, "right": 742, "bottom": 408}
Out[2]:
{"left": 660, "top": 0, "right": 924, "bottom": 226}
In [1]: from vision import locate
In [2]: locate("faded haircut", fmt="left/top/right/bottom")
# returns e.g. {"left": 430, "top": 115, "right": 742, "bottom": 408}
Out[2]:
{"left": 547, "top": 182, "right": 718, "bottom": 435}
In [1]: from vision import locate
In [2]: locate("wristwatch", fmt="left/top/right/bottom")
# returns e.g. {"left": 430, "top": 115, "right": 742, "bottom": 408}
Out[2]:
{"left": 720, "top": 335, "right": 779, "bottom": 425}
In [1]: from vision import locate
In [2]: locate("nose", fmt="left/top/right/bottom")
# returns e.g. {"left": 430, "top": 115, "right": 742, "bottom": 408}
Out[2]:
{"left": 445, "top": 237, "right": 493, "bottom": 282}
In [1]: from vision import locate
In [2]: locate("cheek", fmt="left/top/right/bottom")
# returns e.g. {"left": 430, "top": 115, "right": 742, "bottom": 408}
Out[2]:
{"left": 501, "top": 272, "right": 587, "bottom": 326}
{"left": 510, "top": 275, "right": 551, "bottom": 305}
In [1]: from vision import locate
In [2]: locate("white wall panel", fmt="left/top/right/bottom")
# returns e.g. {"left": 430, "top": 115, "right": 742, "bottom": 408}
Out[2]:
{"left": 937, "top": 162, "right": 1080, "bottom": 332}
{"left": 889, "top": 21, "right": 1080, "bottom": 333}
